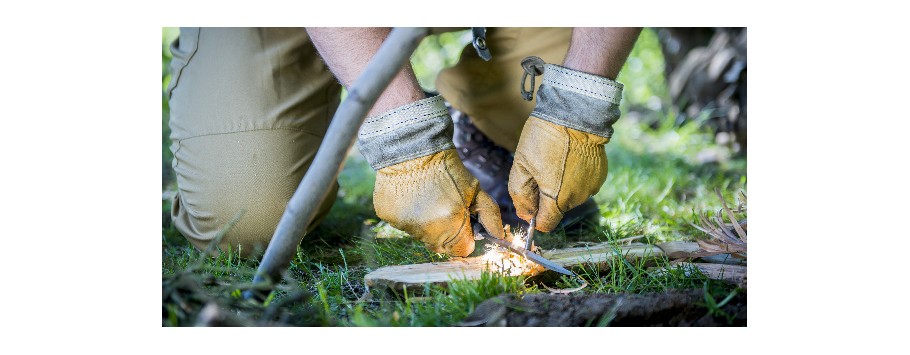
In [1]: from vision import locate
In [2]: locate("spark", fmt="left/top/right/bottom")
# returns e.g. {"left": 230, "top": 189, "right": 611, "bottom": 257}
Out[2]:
{"left": 480, "top": 227, "right": 540, "bottom": 276}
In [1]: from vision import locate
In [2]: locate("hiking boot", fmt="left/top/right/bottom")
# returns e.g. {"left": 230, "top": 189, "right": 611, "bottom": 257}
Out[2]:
{"left": 449, "top": 104, "right": 601, "bottom": 232}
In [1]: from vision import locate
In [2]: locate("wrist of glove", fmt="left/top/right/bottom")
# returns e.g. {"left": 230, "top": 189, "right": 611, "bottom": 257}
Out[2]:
{"left": 510, "top": 59, "right": 624, "bottom": 232}
{"left": 358, "top": 96, "right": 505, "bottom": 257}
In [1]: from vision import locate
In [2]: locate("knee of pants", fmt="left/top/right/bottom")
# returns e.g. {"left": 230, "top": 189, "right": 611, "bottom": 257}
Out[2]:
{"left": 170, "top": 129, "right": 337, "bottom": 257}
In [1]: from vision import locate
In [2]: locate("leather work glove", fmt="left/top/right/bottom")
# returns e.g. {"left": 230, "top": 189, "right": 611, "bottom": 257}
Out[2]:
{"left": 509, "top": 57, "right": 625, "bottom": 232}
{"left": 358, "top": 96, "right": 505, "bottom": 256}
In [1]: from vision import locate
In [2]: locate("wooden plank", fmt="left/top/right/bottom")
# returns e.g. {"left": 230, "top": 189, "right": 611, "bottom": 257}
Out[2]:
{"left": 364, "top": 243, "right": 664, "bottom": 290}
{"left": 651, "top": 262, "right": 747, "bottom": 288}
{"left": 363, "top": 260, "right": 488, "bottom": 291}
{"left": 699, "top": 253, "right": 746, "bottom": 265}
{"left": 687, "top": 262, "right": 747, "bottom": 288}
{"left": 656, "top": 240, "right": 748, "bottom": 261}
{"left": 541, "top": 243, "right": 662, "bottom": 266}
{"left": 364, "top": 240, "right": 752, "bottom": 290}
{"left": 656, "top": 241, "right": 720, "bottom": 259}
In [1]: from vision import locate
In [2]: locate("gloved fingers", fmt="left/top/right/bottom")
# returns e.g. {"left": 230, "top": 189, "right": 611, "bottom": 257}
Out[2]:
{"left": 535, "top": 194, "right": 564, "bottom": 232}
{"left": 393, "top": 223, "right": 441, "bottom": 254}
{"left": 508, "top": 160, "right": 539, "bottom": 222}
{"left": 443, "top": 218, "right": 476, "bottom": 257}
{"left": 424, "top": 241, "right": 446, "bottom": 255}
{"left": 472, "top": 190, "right": 505, "bottom": 241}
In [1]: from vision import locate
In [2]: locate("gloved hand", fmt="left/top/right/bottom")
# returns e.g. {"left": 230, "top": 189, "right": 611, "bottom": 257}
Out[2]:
{"left": 509, "top": 58, "right": 625, "bottom": 232}
{"left": 358, "top": 96, "right": 504, "bottom": 256}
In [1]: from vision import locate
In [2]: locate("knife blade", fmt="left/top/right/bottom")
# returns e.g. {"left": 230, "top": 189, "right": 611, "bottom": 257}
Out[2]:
{"left": 524, "top": 216, "right": 536, "bottom": 251}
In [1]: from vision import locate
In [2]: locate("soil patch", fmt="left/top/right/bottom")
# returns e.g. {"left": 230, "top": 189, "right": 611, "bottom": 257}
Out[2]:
{"left": 462, "top": 289, "right": 746, "bottom": 326}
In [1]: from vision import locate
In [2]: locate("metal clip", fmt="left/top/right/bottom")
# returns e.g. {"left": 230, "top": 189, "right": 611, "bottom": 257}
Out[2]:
{"left": 520, "top": 56, "right": 545, "bottom": 101}
{"left": 471, "top": 27, "right": 492, "bottom": 61}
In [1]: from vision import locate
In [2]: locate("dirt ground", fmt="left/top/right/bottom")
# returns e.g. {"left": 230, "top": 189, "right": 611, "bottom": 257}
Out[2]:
{"left": 461, "top": 289, "right": 746, "bottom": 326}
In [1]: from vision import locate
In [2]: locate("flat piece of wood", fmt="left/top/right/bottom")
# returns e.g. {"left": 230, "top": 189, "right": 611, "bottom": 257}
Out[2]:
{"left": 364, "top": 260, "right": 489, "bottom": 290}
{"left": 541, "top": 243, "right": 662, "bottom": 266}
{"left": 687, "top": 262, "right": 747, "bottom": 288}
{"left": 656, "top": 241, "right": 720, "bottom": 259}
{"left": 364, "top": 243, "right": 664, "bottom": 290}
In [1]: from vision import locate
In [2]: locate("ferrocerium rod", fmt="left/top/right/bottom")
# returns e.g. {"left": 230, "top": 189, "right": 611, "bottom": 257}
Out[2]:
{"left": 245, "top": 28, "right": 430, "bottom": 300}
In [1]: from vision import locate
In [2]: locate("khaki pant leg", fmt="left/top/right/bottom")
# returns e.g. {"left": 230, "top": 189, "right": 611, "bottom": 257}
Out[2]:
{"left": 436, "top": 27, "right": 572, "bottom": 152}
{"left": 167, "top": 28, "right": 341, "bottom": 256}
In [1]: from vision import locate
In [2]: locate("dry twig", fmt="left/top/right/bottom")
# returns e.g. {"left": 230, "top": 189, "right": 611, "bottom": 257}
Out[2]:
{"left": 691, "top": 190, "right": 747, "bottom": 256}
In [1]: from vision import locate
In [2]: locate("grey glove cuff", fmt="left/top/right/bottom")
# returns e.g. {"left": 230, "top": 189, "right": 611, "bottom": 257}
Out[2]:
{"left": 357, "top": 95, "right": 455, "bottom": 170}
{"left": 531, "top": 64, "right": 624, "bottom": 139}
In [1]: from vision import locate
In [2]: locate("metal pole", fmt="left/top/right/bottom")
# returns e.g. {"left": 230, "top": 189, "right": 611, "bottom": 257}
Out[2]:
{"left": 245, "top": 27, "right": 429, "bottom": 300}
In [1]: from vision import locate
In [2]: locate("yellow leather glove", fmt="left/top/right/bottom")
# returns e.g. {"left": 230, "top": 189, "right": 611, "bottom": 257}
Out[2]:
{"left": 358, "top": 96, "right": 504, "bottom": 256}
{"left": 509, "top": 117, "right": 610, "bottom": 231}
{"left": 509, "top": 59, "right": 624, "bottom": 232}
{"left": 374, "top": 149, "right": 504, "bottom": 256}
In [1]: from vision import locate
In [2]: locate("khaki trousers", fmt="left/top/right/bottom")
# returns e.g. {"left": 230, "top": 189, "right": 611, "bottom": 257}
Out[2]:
{"left": 167, "top": 27, "right": 571, "bottom": 255}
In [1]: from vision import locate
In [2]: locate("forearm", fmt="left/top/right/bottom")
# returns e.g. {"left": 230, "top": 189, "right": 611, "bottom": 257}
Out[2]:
{"left": 306, "top": 27, "right": 424, "bottom": 116}
{"left": 562, "top": 27, "right": 642, "bottom": 80}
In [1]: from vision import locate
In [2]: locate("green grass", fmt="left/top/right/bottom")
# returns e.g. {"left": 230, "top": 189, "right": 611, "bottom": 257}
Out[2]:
{"left": 162, "top": 28, "right": 746, "bottom": 327}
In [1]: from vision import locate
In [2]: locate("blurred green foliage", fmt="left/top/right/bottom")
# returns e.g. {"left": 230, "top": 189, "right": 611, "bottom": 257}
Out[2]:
{"left": 618, "top": 28, "right": 670, "bottom": 111}
{"left": 410, "top": 30, "right": 472, "bottom": 92}
{"left": 162, "top": 27, "right": 179, "bottom": 188}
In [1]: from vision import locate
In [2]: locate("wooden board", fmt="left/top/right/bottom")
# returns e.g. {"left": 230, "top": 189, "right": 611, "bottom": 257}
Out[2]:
{"left": 364, "top": 243, "right": 664, "bottom": 290}
{"left": 649, "top": 262, "right": 747, "bottom": 288}
{"left": 541, "top": 243, "right": 662, "bottom": 266}
{"left": 363, "top": 259, "right": 490, "bottom": 290}
{"left": 686, "top": 262, "right": 747, "bottom": 288}
{"left": 656, "top": 241, "right": 717, "bottom": 259}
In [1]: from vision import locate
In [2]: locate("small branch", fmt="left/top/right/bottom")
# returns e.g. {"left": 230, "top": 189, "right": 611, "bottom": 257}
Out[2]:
{"left": 248, "top": 28, "right": 430, "bottom": 300}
